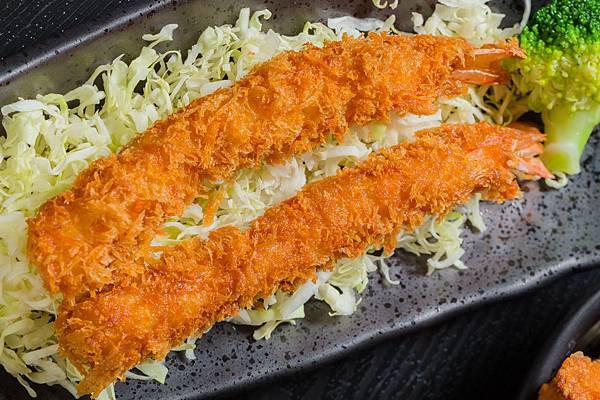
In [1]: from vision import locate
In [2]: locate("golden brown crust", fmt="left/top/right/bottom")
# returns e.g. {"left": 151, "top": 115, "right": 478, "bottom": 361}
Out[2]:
{"left": 27, "top": 33, "right": 480, "bottom": 302}
{"left": 539, "top": 352, "right": 600, "bottom": 400}
{"left": 539, "top": 383, "right": 568, "bottom": 400}
{"left": 55, "top": 123, "right": 547, "bottom": 397}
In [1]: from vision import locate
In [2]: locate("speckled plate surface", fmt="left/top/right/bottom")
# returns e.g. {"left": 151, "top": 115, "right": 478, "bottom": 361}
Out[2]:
{"left": 1, "top": 1, "right": 599, "bottom": 399}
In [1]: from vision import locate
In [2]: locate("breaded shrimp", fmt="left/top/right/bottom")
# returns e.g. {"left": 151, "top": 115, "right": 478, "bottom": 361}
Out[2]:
{"left": 56, "top": 123, "right": 550, "bottom": 397}
{"left": 539, "top": 352, "right": 600, "bottom": 400}
{"left": 26, "top": 33, "right": 524, "bottom": 302}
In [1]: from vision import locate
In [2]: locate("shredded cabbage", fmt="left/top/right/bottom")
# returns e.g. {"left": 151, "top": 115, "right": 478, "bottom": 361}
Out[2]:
{"left": 411, "top": 0, "right": 521, "bottom": 45}
{"left": 519, "top": 0, "right": 532, "bottom": 30}
{"left": 545, "top": 171, "right": 569, "bottom": 190}
{"left": 0, "top": 1, "right": 530, "bottom": 397}
{"left": 372, "top": 0, "right": 399, "bottom": 10}
{"left": 327, "top": 15, "right": 398, "bottom": 38}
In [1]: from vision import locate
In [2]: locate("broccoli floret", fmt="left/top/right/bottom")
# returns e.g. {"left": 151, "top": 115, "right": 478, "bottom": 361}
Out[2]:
{"left": 509, "top": 0, "right": 600, "bottom": 174}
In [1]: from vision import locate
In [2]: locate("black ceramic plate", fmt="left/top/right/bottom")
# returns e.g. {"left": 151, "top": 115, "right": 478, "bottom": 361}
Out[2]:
{"left": 1, "top": 1, "right": 599, "bottom": 399}
{"left": 517, "top": 290, "right": 600, "bottom": 400}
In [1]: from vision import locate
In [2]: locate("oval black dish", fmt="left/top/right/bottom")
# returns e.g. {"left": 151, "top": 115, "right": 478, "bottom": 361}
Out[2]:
{"left": 1, "top": 1, "right": 600, "bottom": 399}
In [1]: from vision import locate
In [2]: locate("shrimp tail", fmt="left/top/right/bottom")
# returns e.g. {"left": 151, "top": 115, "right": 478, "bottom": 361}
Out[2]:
{"left": 452, "top": 37, "right": 525, "bottom": 85}
{"left": 507, "top": 122, "right": 554, "bottom": 180}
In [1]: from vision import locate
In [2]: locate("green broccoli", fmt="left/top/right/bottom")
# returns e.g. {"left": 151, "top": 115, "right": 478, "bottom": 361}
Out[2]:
{"left": 509, "top": 0, "right": 599, "bottom": 174}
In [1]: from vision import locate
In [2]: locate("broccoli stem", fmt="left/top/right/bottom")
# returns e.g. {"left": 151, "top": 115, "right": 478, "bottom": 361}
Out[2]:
{"left": 540, "top": 103, "right": 600, "bottom": 174}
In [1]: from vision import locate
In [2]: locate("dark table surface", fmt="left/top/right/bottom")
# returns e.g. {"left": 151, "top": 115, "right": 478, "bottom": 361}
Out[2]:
{"left": 1, "top": 1, "right": 599, "bottom": 400}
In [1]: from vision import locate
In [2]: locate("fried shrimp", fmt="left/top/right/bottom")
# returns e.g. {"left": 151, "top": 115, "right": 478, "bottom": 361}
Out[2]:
{"left": 26, "top": 33, "right": 524, "bottom": 302}
{"left": 56, "top": 123, "right": 550, "bottom": 397}
{"left": 539, "top": 352, "right": 600, "bottom": 400}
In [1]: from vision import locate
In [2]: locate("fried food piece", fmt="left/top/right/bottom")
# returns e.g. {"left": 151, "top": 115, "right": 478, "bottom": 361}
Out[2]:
{"left": 539, "top": 352, "right": 600, "bottom": 400}
{"left": 56, "top": 123, "right": 550, "bottom": 397}
{"left": 26, "top": 33, "right": 524, "bottom": 302}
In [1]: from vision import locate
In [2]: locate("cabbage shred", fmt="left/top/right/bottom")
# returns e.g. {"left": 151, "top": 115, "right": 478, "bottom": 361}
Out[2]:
{"left": 0, "top": 1, "right": 523, "bottom": 397}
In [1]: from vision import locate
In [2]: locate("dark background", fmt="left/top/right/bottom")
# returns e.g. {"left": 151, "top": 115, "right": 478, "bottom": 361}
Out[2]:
{"left": 1, "top": 1, "right": 599, "bottom": 399}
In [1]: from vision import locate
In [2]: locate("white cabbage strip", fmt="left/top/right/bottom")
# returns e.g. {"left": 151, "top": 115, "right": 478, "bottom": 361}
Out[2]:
{"left": 0, "top": 0, "right": 525, "bottom": 397}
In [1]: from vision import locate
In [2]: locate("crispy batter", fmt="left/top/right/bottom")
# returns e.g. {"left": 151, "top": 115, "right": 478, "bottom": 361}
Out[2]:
{"left": 56, "top": 123, "right": 549, "bottom": 397}
{"left": 539, "top": 352, "right": 600, "bottom": 400}
{"left": 26, "top": 33, "right": 524, "bottom": 302}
